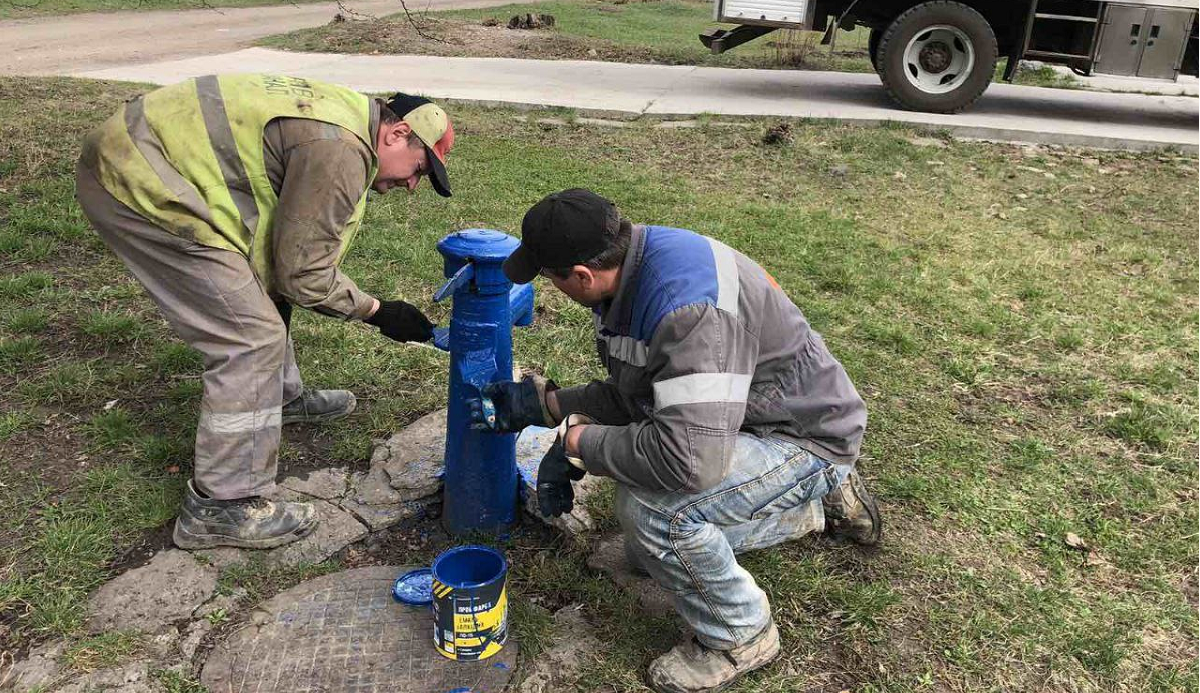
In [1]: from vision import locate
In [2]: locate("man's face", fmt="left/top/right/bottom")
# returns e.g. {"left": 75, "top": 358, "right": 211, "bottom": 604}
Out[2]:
{"left": 373, "top": 121, "right": 430, "bottom": 194}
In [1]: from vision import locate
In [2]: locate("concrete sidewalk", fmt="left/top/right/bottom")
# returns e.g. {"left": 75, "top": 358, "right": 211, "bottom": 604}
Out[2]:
{"left": 73, "top": 48, "right": 1199, "bottom": 151}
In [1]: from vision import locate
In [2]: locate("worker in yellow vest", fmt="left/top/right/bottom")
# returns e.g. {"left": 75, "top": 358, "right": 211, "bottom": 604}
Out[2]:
{"left": 76, "top": 74, "right": 455, "bottom": 550}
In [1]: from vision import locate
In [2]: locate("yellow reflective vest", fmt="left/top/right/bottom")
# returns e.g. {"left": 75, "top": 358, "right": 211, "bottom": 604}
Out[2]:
{"left": 82, "top": 74, "right": 378, "bottom": 294}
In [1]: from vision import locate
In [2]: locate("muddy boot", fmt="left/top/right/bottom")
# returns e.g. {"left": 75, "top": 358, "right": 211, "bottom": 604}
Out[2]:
{"left": 281, "top": 389, "right": 356, "bottom": 425}
{"left": 822, "top": 468, "right": 882, "bottom": 546}
{"left": 647, "top": 621, "right": 780, "bottom": 693}
{"left": 173, "top": 481, "right": 319, "bottom": 550}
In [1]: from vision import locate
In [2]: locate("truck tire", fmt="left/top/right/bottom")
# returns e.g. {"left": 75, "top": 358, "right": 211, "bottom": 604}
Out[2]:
{"left": 868, "top": 28, "right": 883, "bottom": 69}
{"left": 876, "top": 1, "right": 998, "bottom": 114}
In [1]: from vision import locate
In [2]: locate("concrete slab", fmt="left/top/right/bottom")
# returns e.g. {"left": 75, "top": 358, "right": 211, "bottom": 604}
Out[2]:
{"left": 71, "top": 48, "right": 1199, "bottom": 151}
{"left": 201, "top": 566, "right": 517, "bottom": 692}
{"left": 4, "top": 640, "right": 66, "bottom": 692}
{"left": 85, "top": 549, "right": 217, "bottom": 634}
{"left": 374, "top": 408, "right": 447, "bottom": 501}
{"left": 280, "top": 466, "right": 350, "bottom": 501}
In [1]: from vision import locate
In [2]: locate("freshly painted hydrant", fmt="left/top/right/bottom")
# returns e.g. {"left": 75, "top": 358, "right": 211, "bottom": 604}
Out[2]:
{"left": 434, "top": 229, "right": 535, "bottom": 534}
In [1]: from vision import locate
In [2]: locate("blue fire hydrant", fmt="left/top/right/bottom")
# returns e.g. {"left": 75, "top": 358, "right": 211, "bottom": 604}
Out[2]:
{"left": 434, "top": 229, "right": 535, "bottom": 534}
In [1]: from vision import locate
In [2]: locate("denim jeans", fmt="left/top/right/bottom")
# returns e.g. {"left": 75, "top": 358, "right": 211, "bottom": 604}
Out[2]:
{"left": 615, "top": 433, "right": 850, "bottom": 650}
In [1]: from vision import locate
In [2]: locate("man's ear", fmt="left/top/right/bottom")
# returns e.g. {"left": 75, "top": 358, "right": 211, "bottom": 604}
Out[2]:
{"left": 574, "top": 266, "right": 595, "bottom": 289}
{"left": 382, "top": 121, "right": 413, "bottom": 148}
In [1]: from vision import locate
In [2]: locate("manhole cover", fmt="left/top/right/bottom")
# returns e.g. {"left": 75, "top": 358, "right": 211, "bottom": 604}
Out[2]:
{"left": 201, "top": 566, "right": 517, "bottom": 692}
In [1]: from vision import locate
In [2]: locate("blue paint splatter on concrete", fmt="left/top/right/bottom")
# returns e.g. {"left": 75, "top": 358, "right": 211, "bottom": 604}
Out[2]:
{"left": 492, "top": 662, "right": 510, "bottom": 670}
{"left": 447, "top": 688, "right": 473, "bottom": 693}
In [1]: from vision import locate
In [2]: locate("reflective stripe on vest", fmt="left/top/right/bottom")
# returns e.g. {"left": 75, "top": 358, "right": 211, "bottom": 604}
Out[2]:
{"left": 86, "top": 74, "right": 378, "bottom": 293}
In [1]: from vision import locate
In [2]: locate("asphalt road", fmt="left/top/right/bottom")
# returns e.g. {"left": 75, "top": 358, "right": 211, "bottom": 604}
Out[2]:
{"left": 0, "top": 0, "right": 513, "bottom": 75}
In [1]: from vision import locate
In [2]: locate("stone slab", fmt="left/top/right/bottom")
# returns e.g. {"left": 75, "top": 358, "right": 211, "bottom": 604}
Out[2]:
{"left": 200, "top": 566, "right": 517, "bottom": 693}
{"left": 280, "top": 467, "right": 350, "bottom": 501}
{"left": 5, "top": 640, "right": 66, "bottom": 692}
{"left": 86, "top": 550, "right": 217, "bottom": 634}
{"left": 341, "top": 465, "right": 431, "bottom": 532}
{"left": 374, "top": 408, "right": 447, "bottom": 501}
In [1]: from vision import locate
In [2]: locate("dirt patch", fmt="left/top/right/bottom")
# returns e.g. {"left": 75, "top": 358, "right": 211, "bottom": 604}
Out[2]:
{"left": 107, "top": 521, "right": 176, "bottom": 575}
{"left": 283, "top": 16, "right": 673, "bottom": 64}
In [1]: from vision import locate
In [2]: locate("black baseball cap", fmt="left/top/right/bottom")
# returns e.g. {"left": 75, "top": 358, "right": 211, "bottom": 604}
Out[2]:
{"left": 503, "top": 189, "right": 620, "bottom": 284}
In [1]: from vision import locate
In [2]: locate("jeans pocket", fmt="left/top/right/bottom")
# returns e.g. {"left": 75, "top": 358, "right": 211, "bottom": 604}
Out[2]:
{"left": 750, "top": 463, "right": 839, "bottom": 521}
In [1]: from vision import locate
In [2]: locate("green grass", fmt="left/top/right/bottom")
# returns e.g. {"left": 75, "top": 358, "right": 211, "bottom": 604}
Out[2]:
{"left": 4, "top": 308, "right": 51, "bottom": 334}
{"left": 0, "top": 75, "right": 1196, "bottom": 691}
{"left": 79, "top": 309, "right": 143, "bottom": 345}
{"left": 262, "top": 0, "right": 873, "bottom": 71}
{"left": 63, "top": 631, "right": 144, "bottom": 671}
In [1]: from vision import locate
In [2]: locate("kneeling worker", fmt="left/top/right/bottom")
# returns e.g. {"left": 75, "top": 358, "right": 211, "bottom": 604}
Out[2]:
{"left": 77, "top": 75, "right": 453, "bottom": 550}
{"left": 476, "top": 189, "right": 882, "bottom": 692}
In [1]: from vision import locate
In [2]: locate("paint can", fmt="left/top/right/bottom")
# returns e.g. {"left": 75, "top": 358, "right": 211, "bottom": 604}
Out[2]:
{"left": 431, "top": 545, "right": 508, "bottom": 661}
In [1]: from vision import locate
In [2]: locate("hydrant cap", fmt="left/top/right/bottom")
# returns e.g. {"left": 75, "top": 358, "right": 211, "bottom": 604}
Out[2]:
{"left": 437, "top": 229, "right": 521, "bottom": 263}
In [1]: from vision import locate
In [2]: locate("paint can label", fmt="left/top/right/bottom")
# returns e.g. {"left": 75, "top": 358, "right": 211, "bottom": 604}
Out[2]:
{"left": 432, "top": 580, "right": 508, "bottom": 660}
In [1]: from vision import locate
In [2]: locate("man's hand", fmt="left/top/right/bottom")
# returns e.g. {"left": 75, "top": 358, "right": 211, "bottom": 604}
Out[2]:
{"left": 364, "top": 300, "right": 435, "bottom": 343}
{"left": 536, "top": 440, "right": 586, "bottom": 517}
{"left": 470, "top": 376, "right": 557, "bottom": 433}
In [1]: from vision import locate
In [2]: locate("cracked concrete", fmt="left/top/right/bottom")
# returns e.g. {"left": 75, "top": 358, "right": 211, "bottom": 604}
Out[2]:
{"left": 86, "top": 550, "right": 217, "bottom": 635}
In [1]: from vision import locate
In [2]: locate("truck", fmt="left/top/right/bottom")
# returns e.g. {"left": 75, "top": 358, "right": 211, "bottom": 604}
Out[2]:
{"left": 699, "top": 0, "right": 1199, "bottom": 113}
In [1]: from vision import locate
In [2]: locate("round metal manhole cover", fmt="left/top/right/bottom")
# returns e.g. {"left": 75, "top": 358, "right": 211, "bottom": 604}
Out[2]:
{"left": 201, "top": 566, "right": 517, "bottom": 692}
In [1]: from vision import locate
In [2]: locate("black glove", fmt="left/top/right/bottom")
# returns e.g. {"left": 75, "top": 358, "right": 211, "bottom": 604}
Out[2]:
{"left": 471, "top": 376, "right": 557, "bottom": 433}
{"left": 536, "top": 440, "right": 586, "bottom": 518}
{"left": 365, "top": 300, "right": 435, "bottom": 343}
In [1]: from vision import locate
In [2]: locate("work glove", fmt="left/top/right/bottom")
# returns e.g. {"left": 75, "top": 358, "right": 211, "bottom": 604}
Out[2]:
{"left": 536, "top": 440, "right": 586, "bottom": 518}
{"left": 365, "top": 300, "right": 435, "bottom": 343}
{"left": 470, "top": 375, "right": 558, "bottom": 433}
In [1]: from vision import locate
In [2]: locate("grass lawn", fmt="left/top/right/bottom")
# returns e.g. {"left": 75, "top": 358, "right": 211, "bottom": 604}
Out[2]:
{"left": 262, "top": 0, "right": 1080, "bottom": 87}
{"left": 1, "top": 76, "right": 1197, "bottom": 691}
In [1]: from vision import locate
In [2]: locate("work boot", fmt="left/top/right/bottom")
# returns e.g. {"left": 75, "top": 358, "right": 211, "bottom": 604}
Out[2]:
{"left": 822, "top": 468, "right": 882, "bottom": 546}
{"left": 173, "top": 481, "right": 319, "bottom": 550}
{"left": 647, "top": 621, "right": 781, "bottom": 693}
{"left": 281, "top": 389, "right": 356, "bottom": 425}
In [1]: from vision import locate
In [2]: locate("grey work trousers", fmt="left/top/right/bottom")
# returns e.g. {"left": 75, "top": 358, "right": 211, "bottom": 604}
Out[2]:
{"left": 75, "top": 163, "right": 302, "bottom": 500}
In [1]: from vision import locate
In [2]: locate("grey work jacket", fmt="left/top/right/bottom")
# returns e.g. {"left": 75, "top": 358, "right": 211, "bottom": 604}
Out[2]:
{"left": 554, "top": 224, "right": 867, "bottom": 494}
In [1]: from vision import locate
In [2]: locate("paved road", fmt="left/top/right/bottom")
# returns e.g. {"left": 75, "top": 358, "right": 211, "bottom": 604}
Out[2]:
{"left": 0, "top": 0, "right": 512, "bottom": 75}
{"left": 73, "top": 47, "right": 1200, "bottom": 151}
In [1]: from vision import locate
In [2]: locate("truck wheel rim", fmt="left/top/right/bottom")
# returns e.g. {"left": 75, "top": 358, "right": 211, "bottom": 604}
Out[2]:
{"left": 903, "top": 25, "right": 975, "bottom": 94}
